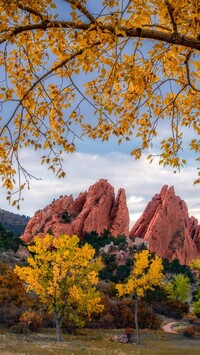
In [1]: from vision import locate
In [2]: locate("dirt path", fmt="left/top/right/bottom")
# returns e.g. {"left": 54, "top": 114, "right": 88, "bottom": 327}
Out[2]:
{"left": 162, "top": 321, "right": 177, "bottom": 334}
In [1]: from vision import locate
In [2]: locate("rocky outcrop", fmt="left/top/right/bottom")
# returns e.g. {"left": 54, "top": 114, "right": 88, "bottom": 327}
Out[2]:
{"left": 130, "top": 185, "right": 200, "bottom": 264}
{"left": 21, "top": 179, "right": 130, "bottom": 243}
{"left": 21, "top": 181, "right": 200, "bottom": 265}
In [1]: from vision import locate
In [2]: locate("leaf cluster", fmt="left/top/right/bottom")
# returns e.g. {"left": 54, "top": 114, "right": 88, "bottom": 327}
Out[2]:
{"left": 14, "top": 233, "right": 104, "bottom": 324}
{"left": 0, "top": 0, "right": 199, "bottom": 205}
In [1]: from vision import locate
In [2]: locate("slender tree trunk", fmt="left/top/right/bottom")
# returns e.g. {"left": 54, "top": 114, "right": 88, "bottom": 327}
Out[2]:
{"left": 134, "top": 297, "right": 141, "bottom": 344}
{"left": 54, "top": 309, "right": 62, "bottom": 342}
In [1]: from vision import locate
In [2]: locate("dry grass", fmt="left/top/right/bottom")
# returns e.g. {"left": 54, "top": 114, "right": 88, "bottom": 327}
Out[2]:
{"left": 0, "top": 328, "right": 199, "bottom": 355}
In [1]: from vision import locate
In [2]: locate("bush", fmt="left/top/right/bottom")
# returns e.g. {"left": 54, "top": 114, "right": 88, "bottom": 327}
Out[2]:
{"left": 137, "top": 304, "right": 162, "bottom": 330}
{"left": 89, "top": 296, "right": 161, "bottom": 330}
{"left": 1, "top": 304, "right": 23, "bottom": 327}
{"left": 0, "top": 223, "right": 25, "bottom": 252}
{"left": 182, "top": 326, "right": 195, "bottom": 339}
{"left": 61, "top": 318, "right": 78, "bottom": 334}
{"left": 40, "top": 311, "right": 54, "bottom": 328}
{"left": 115, "top": 260, "right": 132, "bottom": 282}
{"left": 192, "top": 299, "right": 200, "bottom": 318}
{"left": 153, "top": 299, "right": 189, "bottom": 319}
{"left": 193, "top": 325, "right": 200, "bottom": 334}
{"left": 81, "top": 231, "right": 128, "bottom": 254}
{"left": 99, "top": 268, "right": 118, "bottom": 283}
{"left": 145, "top": 286, "right": 167, "bottom": 303}
{"left": 96, "top": 281, "right": 117, "bottom": 297}
{"left": 163, "top": 258, "right": 195, "bottom": 282}
{"left": 19, "top": 310, "right": 42, "bottom": 331}
{"left": 60, "top": 211, "right": 74, "bottom": 224}
{"left": 124, "top": 327, "right": 134, "bottom": 343}
{"left": 10, "top": 323, "right": 27, "bottom": 334}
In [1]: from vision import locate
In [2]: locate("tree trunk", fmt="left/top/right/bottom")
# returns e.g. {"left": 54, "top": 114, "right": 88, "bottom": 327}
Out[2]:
{"left": 54, "top": 310, "right": 62, "bottom": 342}
{"left": 134, "top": 297, "right": 141, "bottom": 344}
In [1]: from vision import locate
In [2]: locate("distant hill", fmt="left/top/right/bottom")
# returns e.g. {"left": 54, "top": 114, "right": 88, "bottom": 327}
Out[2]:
{"left": 0, "top": 209, "right": 30, "bottom": 236}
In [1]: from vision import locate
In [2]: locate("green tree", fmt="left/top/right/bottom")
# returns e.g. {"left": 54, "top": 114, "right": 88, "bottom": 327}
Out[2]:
{"left": 0, "top": 0, "right": 199, "bottom": 205}
{"left": 0, "top": 223, "right": 24, "bottom": 252}
{"left": 163, "top": 258, "right": 194, "bottom": 282}
{"left": 192, "top": 299, "right": 200, "bottom": 317}
{"left": 15, "top": 233, "right": 103, "bottom": 341}
{"left": 116, "top": 249, "right": 163, "bottom": 343}
{"left": 165, "top": 273, "right": 191, "bottom": 303}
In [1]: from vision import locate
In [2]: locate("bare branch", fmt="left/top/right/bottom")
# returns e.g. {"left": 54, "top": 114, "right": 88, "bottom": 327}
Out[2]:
{"left": 164, "top": 0, "right": 178, "bottom": 33}
{"left": 184, "top": 51, "right": 200, "bottom": 92}
{"left": 142, "top": 24, "right": 172, "bottom": 32}
{"left": 17, "top": 4, "right": 46, "bottom": 21}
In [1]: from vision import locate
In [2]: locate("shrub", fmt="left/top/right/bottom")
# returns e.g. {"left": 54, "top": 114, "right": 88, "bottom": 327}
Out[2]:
{"left": 96, "top": 281, "right": 117, "bottom": 297}
{"left": 137, "top": 304, "right": 161, "bottom": 330}
{"left": 193, "top": 325, "right": 200, "bottom": 334}
{"left": 61, "top": 317, "right": 78, "bottom": 334}
{"left": 163, "top": 258, "right": 195, "bottom": 282}
{"left": 60, "top": 210, "right": 74, "bottom": 224}
{"left": 10, "top": 323, "right": 27, "bottom": 334}
{"left": 183, "top": 313, "right": 198, "bottom": 323}
{"left": 0, "top": 223, "right": 25, "bottom": 252}
{"left": 19, "top": 310, "right": 43, "bottom": 331}
{"left": 1, "top": 304, "right": 23, "bottom": 327}
{"left": 153, "top": 299, "right": 189, "bottom": 319}
{"left": 90, "top": 313, "right": 115, "bottom": 329}
{"left": 192, "top": 299, "right": 200, "bottom": 318}
{"left": 40, "top": 311, "right": 54, "bottom": 328}
{"left": 99, "top": 268, "right": 118, "bottom": 283}
{"left": 124, "top": 327, "right": 134, "bottom": 343}
{"left": 89, "top": 296, "right": 161, "bottom": 330}
{"left": 145, "top": 286, "right": 167, "bottom": 303}
{"left": 182, "top": 326, "right": 195, "bottom": 339}
{"left": 115, "top": 260, "right": 132, "bottom": 282}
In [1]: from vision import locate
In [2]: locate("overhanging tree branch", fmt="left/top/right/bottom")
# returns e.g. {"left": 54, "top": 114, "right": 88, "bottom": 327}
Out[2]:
{"left": 1, "top": 21, "right": 200, "bottom": 51}
{"left": 0, "top": 0, "right": 199, "bottom": 204}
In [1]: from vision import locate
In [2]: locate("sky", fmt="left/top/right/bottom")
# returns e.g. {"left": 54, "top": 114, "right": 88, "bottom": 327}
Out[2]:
{"left": 1, "top": 139, "right": 199, "bottom": 229}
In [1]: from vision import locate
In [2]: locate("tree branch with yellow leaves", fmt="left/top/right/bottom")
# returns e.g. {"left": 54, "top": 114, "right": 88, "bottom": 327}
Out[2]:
{"left": 0, "top": 0, "right": 199, "bottom": 206}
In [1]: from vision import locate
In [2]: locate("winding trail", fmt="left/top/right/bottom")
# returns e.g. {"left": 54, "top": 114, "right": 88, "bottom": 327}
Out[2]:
{"left": 162, "top": 321, "right": 177, "bottom": 334}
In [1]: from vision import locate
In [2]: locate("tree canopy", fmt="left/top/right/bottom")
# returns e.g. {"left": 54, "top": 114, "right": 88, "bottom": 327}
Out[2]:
{"left": 14, "top": 234, "right": 103, "bottom": 341}
{"left": 165, "top": 273, "right": 190, "bottom": 302}
{"left": 0, "top": 0, "right": 200, "bottom": 205}
{"left": 116, "top": 249, "right": 163, "bottom": 343}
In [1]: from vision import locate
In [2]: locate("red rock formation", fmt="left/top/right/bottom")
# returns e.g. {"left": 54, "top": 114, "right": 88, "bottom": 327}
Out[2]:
{"left": 130, "top": 185, "right": 200, "bottom": 264}
{"left": 21, "top": 181, "right": 199, "bottom": 265}
{"left": 22, "top": 179, "right": 130, "bottom": 243}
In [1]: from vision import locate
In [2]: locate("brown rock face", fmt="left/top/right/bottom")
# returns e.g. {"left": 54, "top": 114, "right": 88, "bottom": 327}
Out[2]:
{"left": 22, "top": 179, "right": 130, "bottom": 243}
{"left": 130, "top": 185, "right": 200, "bottom": 264}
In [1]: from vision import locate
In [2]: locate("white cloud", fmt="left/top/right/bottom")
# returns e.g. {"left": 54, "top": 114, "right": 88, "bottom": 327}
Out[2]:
{"left": 0, "top": 150, "right": 199, "bottom": 229}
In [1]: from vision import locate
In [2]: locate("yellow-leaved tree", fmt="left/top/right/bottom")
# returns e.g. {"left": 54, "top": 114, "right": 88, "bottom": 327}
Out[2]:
{"left": 189, "top": 259, "right": 200, "bottom": 317}
{"left": 116, "top": 249, "right": 163, "bottom": 344}
{"left": 190, "top": 259, "right": 200, "bottom": 273}
{"left": 0, "top": 0, "right": 200, "bottom": 205}
{"left": 14, "top": 234, "right": 103, "bottom": 341}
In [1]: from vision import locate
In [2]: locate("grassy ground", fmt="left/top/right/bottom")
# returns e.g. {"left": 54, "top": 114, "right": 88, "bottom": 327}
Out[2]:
{"left": 0, "top": 328, "right": 199, "bottom": 355}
